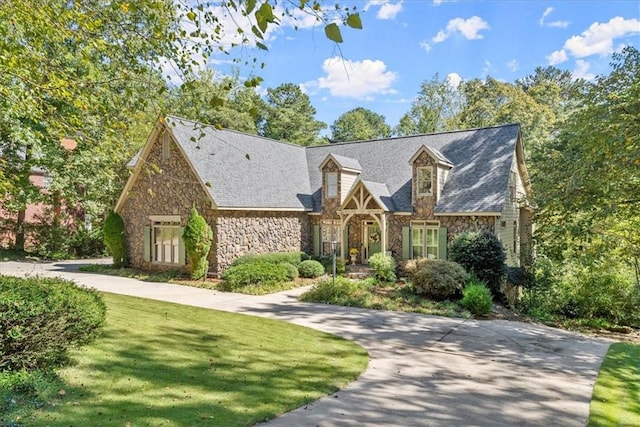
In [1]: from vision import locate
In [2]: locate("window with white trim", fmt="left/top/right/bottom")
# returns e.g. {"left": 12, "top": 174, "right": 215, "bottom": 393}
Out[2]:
{"left": 416, "top": 166, "right": 433, "bottom": 196}
{"left": 321, "top": 220, "right": 342, "bottom": 256}
{"left": 326, "top": 172, "right": 338, "bottom": 198}
{"left": 152, "top": 220, "right": 181, "bottom": 264}
{"left": 411, "top": 221, "right": 439, "bottom": 259}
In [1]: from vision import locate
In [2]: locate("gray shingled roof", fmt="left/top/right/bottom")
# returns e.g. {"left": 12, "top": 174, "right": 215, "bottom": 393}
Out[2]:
{"left": 166, "top": 116, "right": 312, "bottom": 209}
{"left": 146, "top": 116, "right": 520, "bottom": 213}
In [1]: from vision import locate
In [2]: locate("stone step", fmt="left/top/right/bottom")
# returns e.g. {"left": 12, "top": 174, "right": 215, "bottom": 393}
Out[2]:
{"left": 345, "top": 271, "right": 374, "bottom": 280}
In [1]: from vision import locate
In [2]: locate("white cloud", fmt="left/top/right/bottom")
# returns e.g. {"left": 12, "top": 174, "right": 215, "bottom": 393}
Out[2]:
{"left": 419, "top": 40, "right": 432, "bottom": 52}
{"left": 547, "top": 49, "right": 568, "bottom": 65}
{"left": 572, "top": 59, "right": 595, "bottom": 80}
{"left": 378, "top": 2, "right": 403, "bottom": 20}
{"left": 445, "top": 72, "right": 462, "bottom": 88}
{"left": 506, "top": 59, "right": 519, "bottom": 72}
{"left": 482, "top": 60, "right": 493, "bottom": 77}
{"left": 314, "top": 57, "right": 398, "bottom": 99}
{"left": 431, "top": 16, "right": 490, "bottom": 44}
{"left": 539, "top": 7, "right": 569, "bottom": 28}
{"left": 563, "top": 17, "right": 640, "bottom": 58}
{"left": 364, "top": 1, "right": 403, "bottom": 20}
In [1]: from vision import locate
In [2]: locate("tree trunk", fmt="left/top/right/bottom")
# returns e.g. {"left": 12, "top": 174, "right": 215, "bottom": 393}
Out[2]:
{"left": 15, "top": 209, "right": 25, "bottom": 251}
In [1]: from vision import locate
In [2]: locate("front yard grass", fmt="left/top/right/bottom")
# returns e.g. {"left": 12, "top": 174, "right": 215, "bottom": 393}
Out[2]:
{"left": 23, "top": 292, "right": 368, "bottom": 426}
{"left": 588, "top": 342, "right": 640, "bottom": 426}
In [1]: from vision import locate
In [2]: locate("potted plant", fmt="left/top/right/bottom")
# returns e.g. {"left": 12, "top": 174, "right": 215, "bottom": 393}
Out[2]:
{"left": 349, "top": 247, "right": 359, "bottom": 265}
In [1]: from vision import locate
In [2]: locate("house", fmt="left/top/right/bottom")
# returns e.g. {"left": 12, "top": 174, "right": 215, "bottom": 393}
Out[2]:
{"left": 115, "top": 115, "right": 533, "bottom": 274}
{"left": 0, "top": 138, "right": 79, "bottom": 249}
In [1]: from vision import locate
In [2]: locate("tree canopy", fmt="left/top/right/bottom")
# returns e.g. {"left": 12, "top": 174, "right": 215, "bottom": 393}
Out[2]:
{"left": 330, "top": 107, "right": 391, "bottom": 142}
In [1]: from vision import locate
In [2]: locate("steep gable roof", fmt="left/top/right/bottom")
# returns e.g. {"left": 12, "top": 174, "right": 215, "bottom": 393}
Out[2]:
{"left": 306, "top": 124, "right": 521, "bottom": 213}
{"left": 166, "top": 116, "right": 312, "bottom": 210}
{"left": 119, "top": 116, "right": 522, "bottom": 215}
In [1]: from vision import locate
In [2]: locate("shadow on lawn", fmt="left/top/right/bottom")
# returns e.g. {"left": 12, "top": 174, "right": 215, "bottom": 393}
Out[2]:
{"left": 35, "top": 321, "right": 364, "bottom": 427}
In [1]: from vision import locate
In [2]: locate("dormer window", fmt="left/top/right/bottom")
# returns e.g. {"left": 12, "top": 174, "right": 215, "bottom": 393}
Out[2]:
{"left": 326, "top": 172, "right": 338, "bottom": 198}
{"left": 416, "top": 166, "right": 433, "bottom": 196}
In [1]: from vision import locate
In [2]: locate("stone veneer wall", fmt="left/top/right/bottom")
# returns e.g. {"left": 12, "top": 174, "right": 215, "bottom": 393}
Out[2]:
{"left": 118, "top": 129, "right": 214, "bottom": 272}
{"left": 214, "top": 210, "right": 311, "bottom": 273}
{"left": 321, "top": 160, "right": 341, "bottom": 217}
{"left": 412, "top": 151, "right": 438, "bottom": 218}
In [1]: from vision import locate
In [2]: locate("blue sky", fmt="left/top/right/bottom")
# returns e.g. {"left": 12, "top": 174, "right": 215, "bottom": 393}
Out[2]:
{"left": 190, "top": 1, "right": 640, "bottom": 132}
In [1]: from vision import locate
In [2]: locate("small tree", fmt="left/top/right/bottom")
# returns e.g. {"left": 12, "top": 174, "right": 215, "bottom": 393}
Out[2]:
{"left": 182, "top": 207, "right": 213, "bottom": 280}
{"left": 103, "top": 210, "right": 127, "bottom": 267}
{"left": 449, "top": 231, "right": 507, "bottom": 296}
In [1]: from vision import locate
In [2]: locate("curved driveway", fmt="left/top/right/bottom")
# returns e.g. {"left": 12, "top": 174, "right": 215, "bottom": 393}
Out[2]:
{"left": 1, "top": 260, "right": 611, "bottom": 426}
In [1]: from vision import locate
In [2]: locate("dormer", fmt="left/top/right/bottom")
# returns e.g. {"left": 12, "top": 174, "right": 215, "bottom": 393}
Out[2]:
{"left": 319, "top": 153, "right": 362, "bottom": 207}
{"left": 409, "top": 145, "right": 454, "bottom": 203}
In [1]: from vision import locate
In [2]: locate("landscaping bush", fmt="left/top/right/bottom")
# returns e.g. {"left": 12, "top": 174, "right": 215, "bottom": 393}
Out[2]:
{"left": 405, "top": 258, "right": 468, "bottom": 301}
{"left": 461, "top": 278, "right": 493, "bottom": 315}
{"left": 300, "top": 277, "right": 363, "bottom": 306}
{"left": 298, "top": 260, "right": 325, "bottom": 278}
{"left": 367, "top": 252, "right": 397, "bottom": 283}
{"left": 449, "top": 231, "right": 506, "bottom": 296}
{"left": 314, "top": 255, "right": 346, "bottom": 275}
{"left": 103, "top": 210, "right": 127, "bottom": 267}
{"left": 231, "top": 252, "right": 309, "bottom": 267}
{"left": 182, "top": 207, "right": 213, "bottom": 280}
{"left": 281, "top": 262, "right": 299, "bottom": 280}
{"left": 0, "top": 276, "right": 106, "bottom": 372}
{"left": 221, "top": 262, "right": 294, "bottom": 290}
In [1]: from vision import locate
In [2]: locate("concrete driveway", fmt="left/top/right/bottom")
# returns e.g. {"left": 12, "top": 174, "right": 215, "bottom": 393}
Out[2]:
{"left": 0, "top": 260, "right": 611, "bottom": 426}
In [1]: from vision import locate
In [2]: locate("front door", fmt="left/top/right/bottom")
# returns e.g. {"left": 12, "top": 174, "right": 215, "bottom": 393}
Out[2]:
{"left": 363, "top": 221, "right": 382, "bottom": 263}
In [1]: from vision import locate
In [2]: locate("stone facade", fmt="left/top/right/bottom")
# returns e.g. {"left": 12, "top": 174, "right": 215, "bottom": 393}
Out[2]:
{"left": 321, "top": 160, "right": 341, "bottom": 217}
{"left": 119, "top": 131, "right": 212, "bottom": 272}
{"left": 214, "top": 210, "right": 311, "bottom": 272}
{"left": 119, "top": 131, "right": 311, "bottom": 275}
{"left": 412, "top": 151, "right": 438, "bottom": 219}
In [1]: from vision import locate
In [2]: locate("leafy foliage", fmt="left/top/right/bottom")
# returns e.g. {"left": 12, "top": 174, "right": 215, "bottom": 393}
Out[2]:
{"left": 298, "top": 260, "right": 326, "bottom": 278}
{"left": 405, "top": 258, "right": 468, "bottom": 301}
{"left": 0, "top": 276, "right": 106, "bottom": 372}
{"left": 314, "top": 255, "right": 346, "bottom": 275}
{"left": 367, "top": 252, "right": 397, "bottom": 283}
{"left": 395, "top": 73, "right": 463, "bottom": 135}
{"left": 330, "top": 107, "right": 391, "bottom": 142}
{"left": 262, "top": 83, "right": 327, "bottom": 146}
{"left": 221, "top": 262, "right": 297, "bottom": 291}
{"left": 103, "top": 210, "right": 127, "bottom": 267}
{"left": 461, "top": 279, "right": 493, "bottom": 315}
{"left": 449, "top": 231, "right": 507, "bottom": 296}
{"left": 231, "top": 251, "right": 309, "bottom": 267}
{"left": 182, "top": 207, "right": 213, "bottom": 280}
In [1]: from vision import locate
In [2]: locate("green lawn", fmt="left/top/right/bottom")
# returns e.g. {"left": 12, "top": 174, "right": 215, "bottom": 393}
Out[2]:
{"left": 27, "top": 292, "right": 368, "bottom": 426}
{"left": 589, "top": 342, "right": 640, "bottom": 426}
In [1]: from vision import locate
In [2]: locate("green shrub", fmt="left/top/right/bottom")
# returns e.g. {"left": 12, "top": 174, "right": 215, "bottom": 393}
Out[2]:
{"left": 367, "top": 253, "right": 397, "bottom": 283}
{"left": 0, "top": 276, "right": 106, "bottom": 372}
{"left": 449, "top": 231, "right": 506, "bottom": 296}
{"left": 231, "top": 252, "right": 309, "bottom": 267}
{"left": 300, "top": 277, "right": 363, "bottom": 306}
{"left": 461, "top": 279, "right": 493, "bottom": 315}
{"left": 221, "top": 262, "right": 293, "bottom": 290}
{"left": 405, "top": 258, "right": 468, "bottom": 301}
{"left": 314, "top": 255, "right": 346, "bottom": 275}
{"left": 298, "top": 260, "right": 325, "bottom": 278}
{"left": 281, "top": 262, "right": 299, "bottom": 280}
{"left": 182, "top": 207, "right": 213, "bottom": 280}
{"left": 103, "top": 210, "right": 127, "bottom": 267}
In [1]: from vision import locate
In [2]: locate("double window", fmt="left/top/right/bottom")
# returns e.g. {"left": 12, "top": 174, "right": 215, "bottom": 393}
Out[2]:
{"left": 411, "top": 221, "right": 439, "bottom": 259}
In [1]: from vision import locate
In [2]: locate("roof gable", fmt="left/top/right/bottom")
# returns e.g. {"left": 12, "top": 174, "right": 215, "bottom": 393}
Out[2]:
{"left": 118, "top": 117, "right": 522, "bottom": 215}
